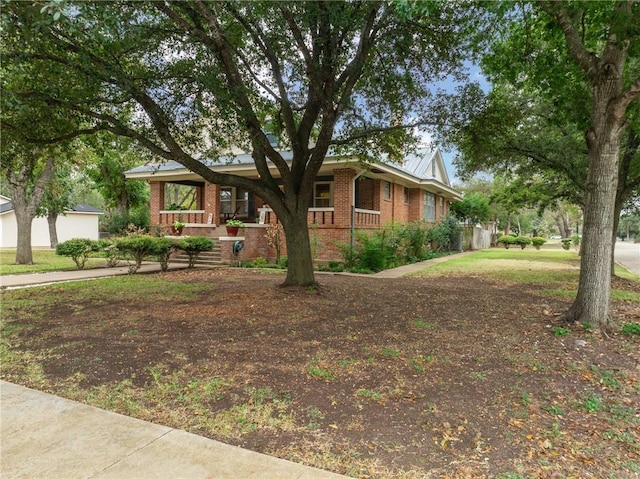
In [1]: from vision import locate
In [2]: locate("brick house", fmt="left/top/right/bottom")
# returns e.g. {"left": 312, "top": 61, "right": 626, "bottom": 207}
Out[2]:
{"left": 125, "top": 147, "right": 461, "bottom": 263}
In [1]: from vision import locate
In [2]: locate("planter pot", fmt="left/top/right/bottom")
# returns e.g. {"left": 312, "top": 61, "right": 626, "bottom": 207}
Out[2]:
{"left": 171, "top": 226, "right": 184, "bottom": 235}
{"left": 226, "top": 226, "right": 240, "bottom": 237}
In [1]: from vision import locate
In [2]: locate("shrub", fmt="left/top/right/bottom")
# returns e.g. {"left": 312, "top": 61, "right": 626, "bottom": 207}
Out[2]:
{"left": 514, "top": 236, "right": 532, "bottom": 249}
{"left": 115, "top": 235, "right": 160, "bottom": 273}
{"left": 497, "top": 235, "right": 516, "bottom": 249}
{"left": 178, "top": 236, "right": 214, "bottom": 268}
{"left": 56, "top": 238, "right": 99, "bottom": 269}
{"left": 151, "top": 237, "right": 179, "bottom": 271}
{"left": 426, "top": 216, "right": 462, "bottom": 252}
{"left": 97, "top": 238, "right": 121, "bottom": 267}
{"left": 400, "top": 221, "right": 429, "bottom": 261}
{"left": 561, "top": 238, "right": 572, "bottom": 250}
{"left": 101, "top": 209, "right": 149, "bottom": 235}
{"left": 571, "top": 233, "right": 581, "bottom": 248}
{"left": 531, "top": 237, "right": 547, "bottom": 250}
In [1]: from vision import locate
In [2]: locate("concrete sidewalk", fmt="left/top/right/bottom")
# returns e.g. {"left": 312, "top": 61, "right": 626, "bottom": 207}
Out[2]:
{"left": 0, "top": 263, "right": 190, "bottom": 289}
{"left": 0, "top": 381, "right": 348, "bottom": 479}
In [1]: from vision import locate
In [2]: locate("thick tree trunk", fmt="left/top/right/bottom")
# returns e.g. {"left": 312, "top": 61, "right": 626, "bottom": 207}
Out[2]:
{"left": 47, "top": 213, "right": 59, "bottom": 249}
{"left": 14, "top": 209, "right": 35, "bottom": 264}
{"left": 559, "top": 129, "right": 621, "bottom": 328}
{"left": 280, "top": 209, "right": 316, "bottom": 287}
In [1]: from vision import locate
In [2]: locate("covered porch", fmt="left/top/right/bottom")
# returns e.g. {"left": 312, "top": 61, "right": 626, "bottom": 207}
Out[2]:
{"left": 148, "top": 167, "right": 383, "bottom": 235}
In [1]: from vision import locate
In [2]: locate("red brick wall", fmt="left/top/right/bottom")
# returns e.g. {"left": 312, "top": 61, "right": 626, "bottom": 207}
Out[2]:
{"left": 332, "top": 168, "right": 355, "bottom": 228}
{"left": 149, "top": 182, "right": 164, "bottom": 224}
{"left": 356, "top": 178, "right": 377, "bottom": 210}
{"left": 202, "top": 182, "right": 219, "bottom": 225}
{"left": 408, "top": 188, "right": 422, "bottom": 222}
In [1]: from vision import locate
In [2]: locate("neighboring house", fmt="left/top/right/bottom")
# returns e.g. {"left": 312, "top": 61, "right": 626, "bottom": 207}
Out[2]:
{"left": 0, "top": 195, "right": 102, "bottom": 248}
{"left": 125, "top": 147, "right": 462, "bottom": 262}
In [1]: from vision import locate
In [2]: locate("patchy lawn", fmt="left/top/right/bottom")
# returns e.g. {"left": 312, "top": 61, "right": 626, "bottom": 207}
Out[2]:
{"left": 0, "top": 249, "right": 105, "bottom": 275}
{"left": 1, "top": 254, "right": 639, "bottom": 478}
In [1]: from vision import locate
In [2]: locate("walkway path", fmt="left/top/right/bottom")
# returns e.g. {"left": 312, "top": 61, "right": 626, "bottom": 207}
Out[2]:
{"left": 0, "top": 263, "right": 188, "bottom": 289}
{"left": 0, "top": 381, "right": 347, "bottom": 479}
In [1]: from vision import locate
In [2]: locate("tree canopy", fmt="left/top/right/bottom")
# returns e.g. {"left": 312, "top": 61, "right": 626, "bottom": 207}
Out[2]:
{"left": 1, "top": 1, "right": 483, "bottom": 285}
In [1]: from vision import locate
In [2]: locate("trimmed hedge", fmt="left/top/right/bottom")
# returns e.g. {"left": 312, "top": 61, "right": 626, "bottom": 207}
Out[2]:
{"left": 56, "top": 238, "right": 99, "bottom": 269}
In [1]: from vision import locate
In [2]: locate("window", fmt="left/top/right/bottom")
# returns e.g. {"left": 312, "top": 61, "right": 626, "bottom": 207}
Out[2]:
{"left": 313, "top": 182, "right": 333, "bottom": 207}
{"left": 384, "top": 181, "right": 391, "bottom": 200}
{"left": 423, "top": 192, "right": 435, "bottom": 221}
{"left": 221, "top": 187, "right": 249, "bottom": 217}
{"left": 404, "top": 187, "right": 410, "bottom": 204}
{"left": 439, "top": 196, "right": 445, "bottom": 217}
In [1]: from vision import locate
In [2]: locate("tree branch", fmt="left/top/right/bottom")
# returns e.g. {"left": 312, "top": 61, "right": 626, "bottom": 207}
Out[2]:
{"left": 540, "top": 2, "right": 599, "bottom": 80}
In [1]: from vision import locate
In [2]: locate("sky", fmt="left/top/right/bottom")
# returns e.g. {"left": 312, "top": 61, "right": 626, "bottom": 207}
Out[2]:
{"left": 429, "top": 63, "right": 491, "bottom": 186}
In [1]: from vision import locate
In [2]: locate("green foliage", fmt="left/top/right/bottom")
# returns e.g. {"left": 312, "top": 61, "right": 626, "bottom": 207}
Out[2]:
{"left": 102, "top": 208, "right": 149, "bottom": 235}
{"left": 337, "top": 220, "right": 457, "bottom": 273}
{"left": 96, "top": 238, "right": 121, "bottom": 268}
{"left": 450, "top": 193, "right": 492, "bottom": 224}
{"left": 531, "top": 237, "right": 547, "bottom": 250}
{"left": 561, "top": 238, "right": 572, "bottom": 250}
{"left": 226, "top": 219, "right": 244, "bottom": 227}
{"left": 551, "top": 326, "right": 570, "bottom": 337}
{"left": 151, "top": 237, "right": 178, "bottom": 272}
{"left": 178, "top": 236, "right": 214, "bottom": 268}
{"left": 497, "top": 235, "right": 516, "bottom": 249}
{"left": 514, "top": 236, "right": 532, "bottom": 249}
{"left": 621, "top": 323, "right": 640, "bottom": 336}
{"left": 1, "top": 0, "right": 482, "bottom": 286}
{"left": 426, "top": 216, "right": 462, "bottom": 252}
{"left": 114, "top": 235, "right": 160, "bottom": 272}
{"left": 55, "top": 238, "right": 99, "bottom": 269}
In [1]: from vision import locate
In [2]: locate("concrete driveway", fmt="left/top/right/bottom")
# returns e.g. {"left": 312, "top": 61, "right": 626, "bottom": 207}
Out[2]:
{"left": 614, "top": 240, "right": 640, "bottom": 275}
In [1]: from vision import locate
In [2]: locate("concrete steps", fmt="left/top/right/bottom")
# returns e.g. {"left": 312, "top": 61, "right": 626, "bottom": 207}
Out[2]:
{"left": 171, "top": 244, "right": 224, "bottom": 267}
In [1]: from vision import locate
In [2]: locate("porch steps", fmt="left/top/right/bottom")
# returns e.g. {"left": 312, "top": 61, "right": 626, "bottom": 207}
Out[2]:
{"left": 171, "top": 244, "right": 224, "bottom": 267}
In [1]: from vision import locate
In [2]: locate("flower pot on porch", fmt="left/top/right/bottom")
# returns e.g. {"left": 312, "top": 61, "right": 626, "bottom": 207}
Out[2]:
{"left": 226, "top": 226, "right": 240, "bottom": 237}
{"left": 171, "top": 226, "right": 184, "bottom": 235}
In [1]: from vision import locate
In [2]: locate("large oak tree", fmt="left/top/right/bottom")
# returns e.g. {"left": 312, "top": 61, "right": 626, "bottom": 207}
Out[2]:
{"left": 2, "top": 1, "right": 482, "bottom": 286}
{"left": 454, "top": 1, "right": 640, "bottom": 328}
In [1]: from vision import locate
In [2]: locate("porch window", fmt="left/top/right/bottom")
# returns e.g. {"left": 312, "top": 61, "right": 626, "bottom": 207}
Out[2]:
{"left": 384, "top": 181, "right": 391, "bottom": 199}
{"left": 423, "top": 192, "right": 435, "bottom": 221}
{"left": 313, "top": 182, "right": 333, "bottom": 207}
{"left": 221, "top": 187, "right": 249, "bottom": 217}
{"left": 439, "top": 196, "right": 445, "bottom": 217}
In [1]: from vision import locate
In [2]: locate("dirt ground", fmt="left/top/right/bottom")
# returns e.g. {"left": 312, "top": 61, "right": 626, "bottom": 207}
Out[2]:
{"left": 2, "top": 268, "right": 639, "bottom": 478}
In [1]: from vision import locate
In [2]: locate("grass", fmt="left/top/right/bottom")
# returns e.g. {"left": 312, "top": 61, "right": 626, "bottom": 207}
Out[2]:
{"left": 413, "top": 248, "right": 640, "bottom": 302}
{"left": 0, "top": 249, "right": 105, "bottom": 275}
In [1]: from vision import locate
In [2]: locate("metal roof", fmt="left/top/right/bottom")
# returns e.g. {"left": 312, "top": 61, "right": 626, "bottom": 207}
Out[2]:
{"left": 125, "top": 147, "right": 445, "bottom": 183}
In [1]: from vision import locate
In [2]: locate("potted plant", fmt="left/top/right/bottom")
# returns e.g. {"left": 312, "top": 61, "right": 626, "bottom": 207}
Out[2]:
{"left": 225, "top": 219, "right": 244, "bottom": 236}
{"left": 171, "top": 219, "right": 186, "bottom": 235}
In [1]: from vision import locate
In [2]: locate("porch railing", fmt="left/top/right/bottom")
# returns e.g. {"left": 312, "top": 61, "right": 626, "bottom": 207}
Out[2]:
{"left": 308, "top": 207, "right": 335, "bottom": 225}
{"left": 354, "top": 208, "right": 380, "bottom": 226}
{"left": 159, "top": 210, "right": 207, "bottom": 225}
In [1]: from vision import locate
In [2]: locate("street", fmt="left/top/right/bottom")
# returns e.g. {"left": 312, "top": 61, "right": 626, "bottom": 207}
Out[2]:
{"left": 614, "top": 240, "right": 640, "bottom": 275}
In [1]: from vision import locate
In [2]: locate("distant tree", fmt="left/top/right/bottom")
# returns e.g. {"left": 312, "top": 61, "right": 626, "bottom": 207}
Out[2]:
{"left": 450, "top": 193, "right": 492, "bottom": 225}
{"left": 37, "top": 163, "right": 75, "bottom": 248}
{"left": 85, "top": 134, "right": 150, "bottom": 219}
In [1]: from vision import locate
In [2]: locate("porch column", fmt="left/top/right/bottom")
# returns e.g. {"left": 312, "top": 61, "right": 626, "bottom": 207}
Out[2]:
{"left": 333, "top": 168, "right": 356, "bottom": 228}
{"left": 203, "top": 182, "right": 220, "bottom": 225}
{"left": 149, "top": 181, "right": 165, "bottom": 225}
